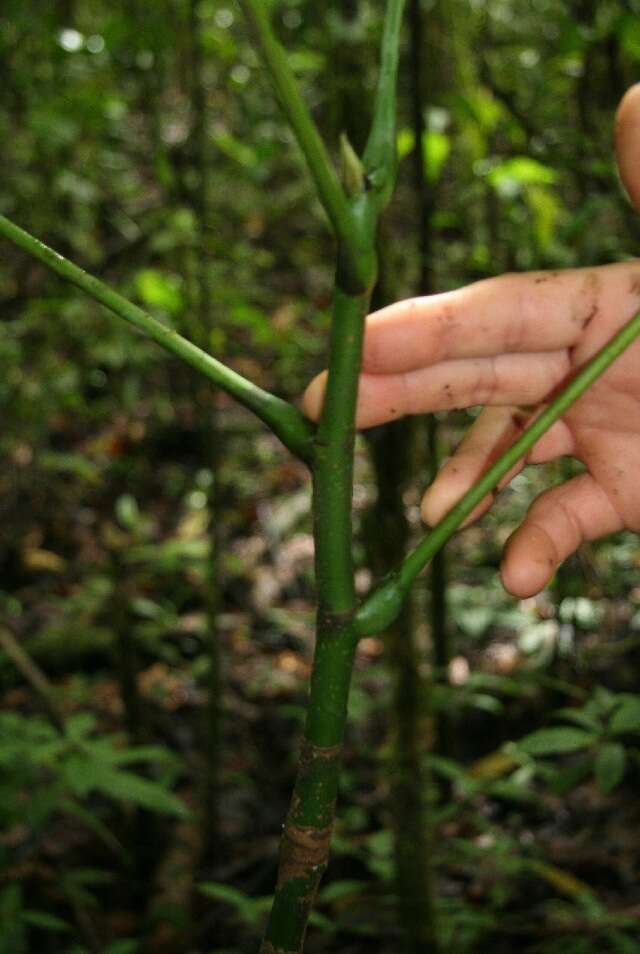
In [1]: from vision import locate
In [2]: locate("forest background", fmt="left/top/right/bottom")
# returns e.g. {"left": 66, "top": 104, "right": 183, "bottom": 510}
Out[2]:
{"left": 2, "top": 1, "right": 640, "bottom": 952}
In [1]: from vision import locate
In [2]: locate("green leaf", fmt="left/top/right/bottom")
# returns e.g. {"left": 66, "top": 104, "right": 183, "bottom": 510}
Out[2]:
{"left": 64, "top": 712, "right": 97, "bottom": 741}
{"left": 130, "top": 596, "right": 165, "bottom": 620}
{"left": 135, "top": 269, "right": 183, "bottom": 316}
{"left": 488, "top": 156, "right": 557, "bottom": 197}
{"left": 115, "top": 494, "right": 140, "bottom": 530}
{"left": 517, "top": 727, "right": 596, "bottom": 756}
{"left": 40, "top": 451, "right": 101, "bottom": 485}
{"left": 610, "top": 698, "right": 640, "bottom": 735}
{"left": 319, "top": 880, "right": 367, "bottom": 903}
{"left": 197, "top": 883, "right": 272, "bottom": 926}
{"left": 229, "top": 303, "right": 277, "bottom": 346}
{"left": 396, "top": 127, "right": 415, "bottom": 160}
{"left": 89, "top": 766, "right": 188, "bottom": 816}
{"left": 198, "top": 883, "right": 248, "bottom": 905}
{"left": 108, "top": 745, "right": 179, "bottom": 767}
{"left": 422, "top": 130, "right": 450, "bottom": 184}
{"left": 525, "top": 184, "right": 560, "bottom": 250}
{"left": 454, "top": 90, "right": 503, "bottom": 132}
{"left": 62, "top": 754, "right": 96, "bottom": 796}
{"left": 555, "top": 708, "right": 602, "bottom": 733}
{"left": 595, "top": 742, "right": 626, "bottom": 794}
{"left": 22, "top": 910, "right": 70, "bottom": 931}
{"left": 308, "top": 910, "right": 334, "bottom": 932}
{"left": 100, "top": 941, "right": 139, "bottom": 954}
{"left": 619, "top": 14, "right": 640, "bottom": 62}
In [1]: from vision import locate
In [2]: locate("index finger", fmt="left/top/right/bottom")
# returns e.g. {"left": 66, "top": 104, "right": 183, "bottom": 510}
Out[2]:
{"left": 362, "top": 263, "right": 639, "bottom": 374}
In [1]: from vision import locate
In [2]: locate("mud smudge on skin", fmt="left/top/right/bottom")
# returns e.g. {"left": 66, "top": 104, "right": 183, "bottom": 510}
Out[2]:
{"left": 511, "top": 410, "right": 529, "bottom": 430}
{"left": 629, "top": 273, "right": 640, "bottom": 297}
{"left": 580, "top": 303, "right": 598, "bottom": 329}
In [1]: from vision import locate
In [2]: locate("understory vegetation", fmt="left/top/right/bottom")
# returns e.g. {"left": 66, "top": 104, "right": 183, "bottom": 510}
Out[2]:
{"left": 2, "top": 1, "right": 640, "bottom": 952}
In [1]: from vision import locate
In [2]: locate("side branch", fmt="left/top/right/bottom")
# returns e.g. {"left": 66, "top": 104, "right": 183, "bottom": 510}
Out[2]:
{"left": 237, "top": 0, "right": 371, "bottom": 287}
{"left": 354, "top": 308, "right": 640, "bottom": 636}
{"left": 0, "top": 214, "right": 314, "bottom": 461}
{"left": 362, "top": 0, "right": 407, "bottom": 207}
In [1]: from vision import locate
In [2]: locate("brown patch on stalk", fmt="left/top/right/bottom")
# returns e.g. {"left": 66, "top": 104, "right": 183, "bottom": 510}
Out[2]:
{"left": 299, "top": 739, "right": 342, "bottom": 762}
{"left": 276, "top": 820, "right": 334, "bottom": 889}
{"left": 279, "top": 740, "right": 342, "bottom": 886}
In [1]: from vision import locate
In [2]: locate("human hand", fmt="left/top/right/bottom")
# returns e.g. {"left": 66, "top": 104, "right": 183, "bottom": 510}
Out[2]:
{"left": 303, "top": 85, "right": 640, "bottom": 599}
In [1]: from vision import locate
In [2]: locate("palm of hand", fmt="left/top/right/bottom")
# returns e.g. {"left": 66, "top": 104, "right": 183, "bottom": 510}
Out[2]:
{"left": 303, "top": 84, "right": 640, "bottom": 597}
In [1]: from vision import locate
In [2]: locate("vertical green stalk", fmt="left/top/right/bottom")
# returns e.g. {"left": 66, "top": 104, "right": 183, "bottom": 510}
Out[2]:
{"left": 244, "top": 2, "right": 406, "bottom": 948}
{"left": 261, "top": 262, "right": 373, "bottom": 954}
{"left": 186, "top": 0, "right": 223, "bottom": 857}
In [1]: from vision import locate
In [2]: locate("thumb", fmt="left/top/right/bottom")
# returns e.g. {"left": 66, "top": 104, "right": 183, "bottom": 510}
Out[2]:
{"left": 615, "top": 84, "right": 640, "bottom": 211}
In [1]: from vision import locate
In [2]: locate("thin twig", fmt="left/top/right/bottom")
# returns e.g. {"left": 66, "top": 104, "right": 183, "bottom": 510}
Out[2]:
{"left": 0, "top": 625, "right": 65, "bottom": 731}
{"left": 0, "top": 214, "right": 314, "bottom": 461}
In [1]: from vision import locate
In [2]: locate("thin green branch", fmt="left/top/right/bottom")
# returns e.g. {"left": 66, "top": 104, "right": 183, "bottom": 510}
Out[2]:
{"left": 362, "top": 0, "right": 406, "bottom": 206}
{"left": 355, "top": 308, "right": 640, "bottom": 636}
{"left": 0, "top": 214, "right": 314, "bottom": 461}
{"left": 237, "top": 0, "right": 371, "bottom": 284}
{"left": 0, "top": 625, "right": 65, "bottom": 732}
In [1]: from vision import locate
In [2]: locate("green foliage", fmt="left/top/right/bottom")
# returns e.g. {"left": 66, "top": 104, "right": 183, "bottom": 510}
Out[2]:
{"left": 515, "top": 689, "right": 640, "bottom": 795}
{"left": 0, "top": 885, "right": 69, "bottom": 954}
{"left": 198, "top": 884, "right": 273, "bottom": 928}
{"left": 517, "top": 726, "right": 596, "bottom": 755}
{"left": 0, "top": 711, "right": 186, "bottom": 833}
{"left": 2, "top": 0, "right": 640, "bottom": 950}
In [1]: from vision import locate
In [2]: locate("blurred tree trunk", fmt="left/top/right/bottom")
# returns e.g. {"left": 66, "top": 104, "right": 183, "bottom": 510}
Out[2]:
{"left": 366, "top": 408, "right": 440, "bottom": 954}
{"left": 368, "top": 5, "right": 479, "bottom": 946}
{"left": 186, "top": 0, "right": 223, "bottom": 860}
{"left": 366, "top": 229, "right": 440, "bottom": 951}
{"left": 409, "top": 0, "right": 451, "bottom": 760}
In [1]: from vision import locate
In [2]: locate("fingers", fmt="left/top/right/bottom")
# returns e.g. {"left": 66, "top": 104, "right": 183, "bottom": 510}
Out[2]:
{"left": 361, "top": 261, "right": 640, "bottom": 375}
{"left": 500, "top": 473, "right": 623, "bottom": 598}
{"left": 302, "top": 352, "right": 570, "bottom": 427}
{"left": 616, "top": 84, "right": 640, "bottom": 211}
{"left": 420, "top": 407, "right": 575, "bottom": 527}
{"left": 302, "top": 370, "right": 328, "bottom": 423}
{"left": 421, "top": 408, "right": 527, "bottom": 527}
{"left": 356, "top": 351, "right": 570, "bottom": 428}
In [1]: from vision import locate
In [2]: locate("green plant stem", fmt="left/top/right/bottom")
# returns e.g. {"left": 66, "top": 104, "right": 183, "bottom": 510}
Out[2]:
{"left": 0, "top": 213, "right": 314, "bottom": 461}
{"left": 260, "top": 3, "right": 406, "bottom": 949}
{"left": 260, "top": 284, "right": 370, "bottom": 954}
{"left": 237, "top": 0, "right": 371, "bottom": 291}
{"left": 313, "top": 289, "right": 369, "bottom": 611}
{"left": 355, "top": 307, "right": 640, "bottom": 637}
{"left": 363, "top": 0, "right": 405, "bottom": 204}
